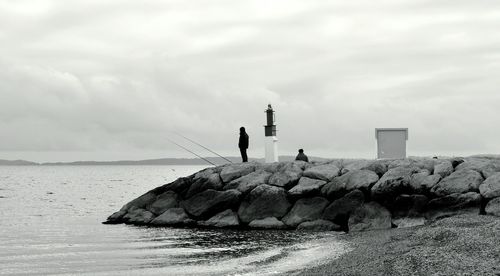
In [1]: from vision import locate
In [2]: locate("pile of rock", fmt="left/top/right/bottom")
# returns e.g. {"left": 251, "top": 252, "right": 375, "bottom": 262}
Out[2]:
{"left": 104, "top": 156, "right": 500, "bottom": 232}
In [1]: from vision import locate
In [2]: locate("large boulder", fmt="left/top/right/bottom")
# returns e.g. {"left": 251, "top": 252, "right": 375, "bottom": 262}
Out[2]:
{"left": 362, "top": 160, "right": 389, "bottom": 177}
{"left": 303, "top": 164, "right": 340, "bottom": 181}
{"left": 433, "top": 161, "right": 454, "bottom": 178}
{"left": 180, "top": 189, "right": 241, "bottom": 219}
{"left": 238, "top": 184, "right": 291, "bottom": 223}
{"left": 248, "top": 217, "right": 287, "bottom": 229}
{"left": 430, "top": 169, "right": 484, "bottom": 197}
{"left": 479, "top": 172, "right": 500, "bottom": 199}
{"left": 267, "top": 162, "right": 305, "bottom": 190}
{"left": 456, "top": 157, "right": 500, "bottom": 179}
{"left": 120, "top": 192, "right": 157, "bottom": 212}
{"left": 148, "top": 191, "right": 179, "bottom": 215}
{"left": 340, "top": 159, "right": 371, "bottom": 174}
{"left": 427, "top": 192, "right": 481, "bottom": 210}
{"left": 198, "top": 209, "right": 240, "bottom": 228}
{"left": 485, "top": 197, "right": 500, "bottom": 217}
{"left": 321, "top": 173, "right": 350, "bottom": 200}
{"left": 288, "top": 177, "right": 327, "bottom": 197}
{"left": 297, "top": 219, "right": 341, "bottom": 231}
{"left": 123, "top": 207, "right": 155, "bottom": 225}
{"left": 268, "top": 170, "right": 302, "bottom": 190}
{"left": 185, "top": 172, "right": 223, "bottom": 198}
{"left": 392, "top": 194, "right": 429, "bottom": 217}
{"left": 224, "top": 170, "right": 272, "bottom": 194}
{"left": 348, "top": 202, "right": 392, "bottom": 232}
{"left": 150, "top": 208, "right": 194, "bottom": 226}
{"left": 160, "top": 177, "right": 192, "bottom": 198}
{"left": 371, "top": 166, "right": 420, "bottom": 202}
{"left": 220, "top": 163, "right": 257, "bottom": 183}
{"left": 344, "top": 170, "right": 379, "bottom": 192}
{"left": 105, "top": 210, "right": 127, "bottom": 224}
{"left": 323, "top": 190, "right": 365, "bottom": 227}
{"left": 409, "top": 170, "right": 441, "bottom": 193}
{"left": 282, "top": 197, "right": 329, "bottom": 227}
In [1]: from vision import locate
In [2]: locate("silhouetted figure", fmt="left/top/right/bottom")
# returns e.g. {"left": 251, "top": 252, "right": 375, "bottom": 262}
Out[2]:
{"left": 239, "top": 127, "right": 249, "bottom": 162}
{"left": 295, "top": 149, "right": 309, "bottom": 162}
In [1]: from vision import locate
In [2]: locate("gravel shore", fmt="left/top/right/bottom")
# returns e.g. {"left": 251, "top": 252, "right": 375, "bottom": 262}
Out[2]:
{"left": 293, "top": 212, "right": 500, "bottom": 276}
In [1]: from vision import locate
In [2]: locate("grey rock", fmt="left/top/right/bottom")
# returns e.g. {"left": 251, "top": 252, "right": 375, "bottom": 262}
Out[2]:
{"left": 409, "top": 170, "right": 441, "bottom": 193}
{"left": 185, "top": 172, "right": 223, "bottom": 198}
{"left": 148, "top": 191, "right": 179, "bottom": 215}
{"left": 282, "top": 197, "right": 329, "bottom": 227}
{"left": 268, "top": 162, "right": 304, "bottom": 190}
{"left": 288, "top": 177, "right": 327, "bottom": 197}
{"left": 345, "top": 170, "right": 379, "bottom": 192}
{"left": 220, "top": 163, "right": 257, "bottom": 183}
{"left": 120, "top": 192, "right": 157, "bottom": 212}
{"left": 431, "top": 169, "right": 483, "bottom": 197}
{"left": 456, "top": 158, "right": 500, "bottom": 179}
{"left": 238, "top": 184, "right": 291, "bottom": 223}
{"left": 105, "top": 210, "right": 127, "bottom": 224}
{"left": 362, "top": 160, "right": 389, "bottom": 176}
{"left": 123, "top": 207, "right": 155, "bottom": 225}
{"left": 161, "top": 177, "right": 192, "bottom": 197}
{"left": 348, "top": 202, "right": 392, "bottom": 232}
{"left": 479, "top": 172, "right": 500, "bottom": 199}
{"left": 248, "top": 217, "right": 287, "bottom": 229}
{"left": 427, "top": 192, "right": 481, "bottom": 210}
{"left": 150, "top": 208, "right": 194, "bottom": 225}
{"left": 303, "top": 164, "right": 340, "bottom": 181}
{"left": 485, "top": 197, "right": 500, "bottom": 217}
{"left": 199, "top": 209, "right": 239, "bottom": 228}
{"left": 224, "top": 170, "right": 272, "bottom": 194}
{"left": 181, "top": 189, "right": 241, "bottom": 219}
{"left": 433, "top": 161, "right": 454, "bottom": 178}
{"left": 268, "top": 170, "right": 302, "bottom": 190}
{"left": 321, "top": 173, "right": 350, "bottom": 200}
{"left": 371, "top": 166, "right": 420, "bottom": 202}
{"left": 297, "top": 219, "right": 342, "bottom": 231}
{"left": 323, "top": 190, "right": 364, "bottom": 225}
{"left": 392, "top": 194, "right": 429, "bottom": 217}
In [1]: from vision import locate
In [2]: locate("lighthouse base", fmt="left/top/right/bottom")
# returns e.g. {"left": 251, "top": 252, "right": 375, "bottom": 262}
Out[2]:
{"left": 265, "top": 136, "right": 278, "bottom": 163}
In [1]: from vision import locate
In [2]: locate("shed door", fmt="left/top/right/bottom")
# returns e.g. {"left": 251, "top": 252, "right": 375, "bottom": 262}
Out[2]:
{"left": 377, "top": 130, "right": 406, "bottom": 159}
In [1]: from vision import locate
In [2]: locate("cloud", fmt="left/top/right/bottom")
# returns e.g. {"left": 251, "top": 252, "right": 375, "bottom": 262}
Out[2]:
{"left": 1, "top": 0, "right": 500, "bottom": 161}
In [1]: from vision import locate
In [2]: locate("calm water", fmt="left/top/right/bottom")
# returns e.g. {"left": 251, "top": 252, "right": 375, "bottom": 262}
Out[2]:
{"left": 0, "top": 166, "right": 348, "bottom": 275}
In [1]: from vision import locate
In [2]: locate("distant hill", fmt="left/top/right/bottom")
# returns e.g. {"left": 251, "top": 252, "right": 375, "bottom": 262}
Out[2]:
{"left": 0, "top": 156, "right": 329, "bottom": 166}
{"left": 0, "top": 159, "right": 39, "bottom": 166}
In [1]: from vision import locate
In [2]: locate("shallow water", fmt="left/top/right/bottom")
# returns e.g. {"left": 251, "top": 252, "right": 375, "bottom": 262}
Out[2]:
{"left": 0, "top": 166, "right": 348, "bottom": 275}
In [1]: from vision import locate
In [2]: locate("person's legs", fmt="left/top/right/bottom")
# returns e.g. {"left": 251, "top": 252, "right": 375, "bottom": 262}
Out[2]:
{"left": 240, "top": 148, "right": 248, "bottom": 162}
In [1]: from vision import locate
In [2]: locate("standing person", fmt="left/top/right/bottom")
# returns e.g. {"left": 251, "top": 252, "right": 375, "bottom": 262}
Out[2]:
{"left": 238, "top": 127, "right": 249, "bottom": 162}
{"left": 295, "top": 149, "right": 309, "bottom": 162}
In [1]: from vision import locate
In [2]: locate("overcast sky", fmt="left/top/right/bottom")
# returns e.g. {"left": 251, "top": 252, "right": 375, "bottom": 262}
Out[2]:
{"left": 1, "top": 0, "right": 499, "bottom": 162}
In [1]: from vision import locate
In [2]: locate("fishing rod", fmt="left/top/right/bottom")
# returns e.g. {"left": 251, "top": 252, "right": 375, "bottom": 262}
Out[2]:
{"left": 166, "top": 138, "right": 216, "bottom": 166}
{"left": 174, "top": 132, "right": 233, "bottom": 164}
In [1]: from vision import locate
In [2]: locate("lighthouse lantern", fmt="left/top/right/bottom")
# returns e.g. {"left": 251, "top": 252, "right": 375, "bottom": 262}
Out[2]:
{"left": 264, "top": 104, "right": 278, "bottom": 163}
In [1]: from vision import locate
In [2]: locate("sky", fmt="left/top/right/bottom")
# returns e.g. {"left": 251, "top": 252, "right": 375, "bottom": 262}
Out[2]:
{"left": 1, "top": 0, "right": 500, "bottom": 162}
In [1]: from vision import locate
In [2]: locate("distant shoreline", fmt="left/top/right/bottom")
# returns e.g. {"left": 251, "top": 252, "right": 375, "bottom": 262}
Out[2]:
{"left": 0, "top": 156, "right": 330, "bottom": 166}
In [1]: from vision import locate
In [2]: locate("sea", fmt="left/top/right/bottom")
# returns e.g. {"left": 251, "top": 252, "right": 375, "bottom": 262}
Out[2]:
{"left": 0, "top": 165, "right": 349, "bottom": 275}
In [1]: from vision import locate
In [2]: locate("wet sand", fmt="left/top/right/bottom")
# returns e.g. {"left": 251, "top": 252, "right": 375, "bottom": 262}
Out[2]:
{"left": 292, "top": 212, "right": 500, "bottom": 276}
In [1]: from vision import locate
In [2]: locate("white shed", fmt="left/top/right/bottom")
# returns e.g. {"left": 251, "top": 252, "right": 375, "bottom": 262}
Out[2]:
{"left": 375, "top": 128, "right": 408, "bottom": 159}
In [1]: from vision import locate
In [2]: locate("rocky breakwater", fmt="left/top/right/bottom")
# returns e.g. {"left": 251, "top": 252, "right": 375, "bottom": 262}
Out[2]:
{"left": 104, "top": 156, "right": 500, "bottom": 232}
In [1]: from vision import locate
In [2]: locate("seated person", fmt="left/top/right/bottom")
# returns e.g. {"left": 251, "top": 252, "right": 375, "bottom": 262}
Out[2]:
{"left": 295, "top": 149, "right": 309, "bottom": 162}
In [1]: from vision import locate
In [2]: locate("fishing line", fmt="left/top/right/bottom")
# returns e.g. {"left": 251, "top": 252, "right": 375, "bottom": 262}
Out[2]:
{"left": 174, "top": 132, "right": 233, "bottom": 164}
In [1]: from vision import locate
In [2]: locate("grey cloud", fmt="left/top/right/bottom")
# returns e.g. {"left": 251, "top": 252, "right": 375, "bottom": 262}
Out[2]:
{"left": 1, "top": 0, "right": 500, "bottom": 161}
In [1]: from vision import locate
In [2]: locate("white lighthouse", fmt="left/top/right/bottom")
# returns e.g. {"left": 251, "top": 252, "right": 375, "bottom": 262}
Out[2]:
{"left": 264, "top": 104, "right": 278, "bottom": 163}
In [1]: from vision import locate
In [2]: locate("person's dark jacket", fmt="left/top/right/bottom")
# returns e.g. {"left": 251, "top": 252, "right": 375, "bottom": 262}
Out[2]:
{"left": 295, "top": 152, "right": 309, "bottom": 162}
{"left": 239, "top": 132, "right": 249, "bottom": 149}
